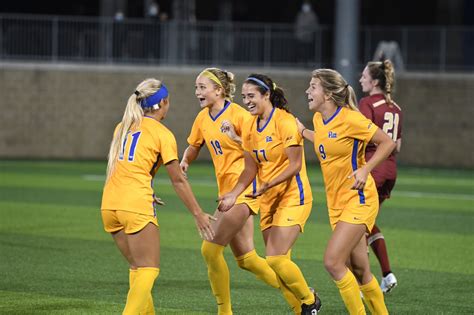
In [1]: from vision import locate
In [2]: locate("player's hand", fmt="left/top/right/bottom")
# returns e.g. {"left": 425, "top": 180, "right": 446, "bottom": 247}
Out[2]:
{"left": 153, "top": 195, "right": 165, "bottom": 206}
{"left": 295, "top": 118, "right": 306, "bottom": 136}
{"left": 194, "top": 212, "right": 217, "bottom": 241}
{"left": 220, "top": 120, "right": 241, "bottom": 143}
{"left": 217, "top": 193, "right": 237, "bottom": 212}
{"left": 245, "top": 182, "right": 269, "bottom": 198}
{"left": 348, "top": 166, "right": 369, "bottom": 190}
{"left": 179, "top": 160, "right": 189, "bottom": 179}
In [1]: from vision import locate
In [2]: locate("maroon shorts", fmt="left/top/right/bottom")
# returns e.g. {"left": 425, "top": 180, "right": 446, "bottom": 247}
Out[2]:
{"left": 366, "top": 152, "right": 397, "bottom": 203}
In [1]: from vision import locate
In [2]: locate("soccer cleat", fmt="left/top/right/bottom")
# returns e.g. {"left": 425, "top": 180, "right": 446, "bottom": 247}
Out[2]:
{"left": 380, "top": 272, "right": 397, "bottom": 293}
{"left": 302, "top": 288, "right": 322, "bottom": 315}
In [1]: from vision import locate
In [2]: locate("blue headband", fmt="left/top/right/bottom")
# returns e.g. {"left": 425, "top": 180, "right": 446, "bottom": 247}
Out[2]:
{"left": 247, "top": 77, "right": 270, "bottom": 91}
{"left": 140, "top": 84, "right": 169, "bottom": 109}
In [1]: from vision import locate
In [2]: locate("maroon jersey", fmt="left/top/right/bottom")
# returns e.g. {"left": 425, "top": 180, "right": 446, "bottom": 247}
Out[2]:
{"left": 359, "top": 94, "right": 403, "bottom": 197}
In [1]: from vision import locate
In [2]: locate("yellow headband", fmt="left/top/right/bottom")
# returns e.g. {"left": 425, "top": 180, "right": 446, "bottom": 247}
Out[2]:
{"left": 200, "top": 70, "right": 223, "bottom": 88}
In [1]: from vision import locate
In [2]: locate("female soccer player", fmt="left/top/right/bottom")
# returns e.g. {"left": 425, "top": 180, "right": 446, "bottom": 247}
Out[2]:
{"left": 218, "top": 73, "right": 322, "bottom": 315}
{"left": 180, "top": 68, "right": 282, "bottom": 315}
{"left": 297, "top": 68, "right": 394, "bottom": 314}
{"left": 101, "top": 78, "right": 215, "bottom": 315}
{"left": 359, "top": 59, "right": 402, "bottom": 293}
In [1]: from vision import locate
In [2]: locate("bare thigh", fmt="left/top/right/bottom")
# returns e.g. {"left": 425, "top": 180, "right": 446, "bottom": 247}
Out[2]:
{"left": 324, "top": 222, "right": 367, "bottom": 280}
{"left": 349, "top": 236, "right": 372, "bottom": 284}
{"left": 210, "top": 203, "right": 253, "bottom": 248}
{"left": 229, "top": 214, "right": 256, "bottom": 257}
{"left": 263, "top": 226, "right": 301, "bottom": 256}
{"left": 114, "top": 223, "right": 160, "bottom": 268}
{"left": 112, "top": 229, "right": 136, "bottom": 269}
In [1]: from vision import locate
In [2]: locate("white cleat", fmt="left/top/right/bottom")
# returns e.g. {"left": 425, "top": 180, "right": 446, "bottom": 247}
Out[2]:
{"left": 380, "top": 273, "right": 397, "bottom": 293}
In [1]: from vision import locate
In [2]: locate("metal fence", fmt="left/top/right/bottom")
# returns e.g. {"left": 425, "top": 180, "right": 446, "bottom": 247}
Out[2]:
{"left": 1, "top": 14, "right": 473, "bottom": 72}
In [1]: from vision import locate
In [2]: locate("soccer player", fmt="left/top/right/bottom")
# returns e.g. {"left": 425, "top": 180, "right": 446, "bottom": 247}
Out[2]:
{"left": 181, "top": 68, "right": 287, "bottom": 315}
{"left": 297, "top": 69, "right": 394, "bottom": 314}
{"left": 101, "top": 78, "right": 215, "bottom": 315}
{"left": 359, "top": 59, "right": 402, "bottom": 293}
{"left": 218, "top": 74, "right": 322, "bottom": 315}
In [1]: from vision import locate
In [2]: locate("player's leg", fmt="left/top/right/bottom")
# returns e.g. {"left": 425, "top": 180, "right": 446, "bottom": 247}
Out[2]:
{"left": 121, "top": 215, "right": 160, "bottom": 315}
{"left": 368, "top": 179, "right": 397, "bottom": 292}
{"left": 324, "top": 222, "right": 367, "bottom": 314}
{"left": 230, "top": 212, "right": 279, "bottom": 289}
{"left": 350, "top": 236, "right": 388, "bottom": 314}
{"left": 201, "top": 203, "right": 251, "bottom": 315}
{"left": 264, "top": 226, "right": 318, "bottom": 314}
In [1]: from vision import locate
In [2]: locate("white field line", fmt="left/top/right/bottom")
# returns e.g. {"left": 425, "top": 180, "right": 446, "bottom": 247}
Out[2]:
{"left": 83, "top": 175, "right": 474, "bottom": 201}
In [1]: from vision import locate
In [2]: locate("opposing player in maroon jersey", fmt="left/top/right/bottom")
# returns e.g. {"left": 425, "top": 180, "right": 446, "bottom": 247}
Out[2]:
{"left": 359, "top": 59, "right": 402, "bottom": 293}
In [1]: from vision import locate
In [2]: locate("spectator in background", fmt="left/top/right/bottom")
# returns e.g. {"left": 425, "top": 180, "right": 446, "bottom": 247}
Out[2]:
{"left": 294, "top": 1, "right": 319, "bottom": 64}
{"left": 359, "top": 59, "right": 402, "bottom": 294}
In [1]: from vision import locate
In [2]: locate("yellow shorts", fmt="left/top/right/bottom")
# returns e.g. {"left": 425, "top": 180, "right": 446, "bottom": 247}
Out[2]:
{"left": 328, "top": 202, "right": 378, "bottom": 232}
{"left": 236, "top": 193, "right": 260, "bottom": 215}
{"left": 101, "top": 210, "right": 158, "bottom": 234}
{"left": 260, "top": 203, "right": 312, "bottom": 232}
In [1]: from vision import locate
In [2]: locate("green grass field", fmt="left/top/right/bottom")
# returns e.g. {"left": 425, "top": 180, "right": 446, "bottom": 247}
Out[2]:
{"left": 1, "top": 160, "right": 473, "bottom": 314}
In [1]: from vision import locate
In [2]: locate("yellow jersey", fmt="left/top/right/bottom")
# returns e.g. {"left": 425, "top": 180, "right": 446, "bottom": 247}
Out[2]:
{"left": 187, "top": 101, "right": 256, "bottom": 195}
{"left": 101, "top": 116, "right": 178, "bottom": 215}
{"left": 242, "top": 107, "right": 312, "bottom": 207}
{"left": 313, "top": 106, "right": 378, "bottom": 209}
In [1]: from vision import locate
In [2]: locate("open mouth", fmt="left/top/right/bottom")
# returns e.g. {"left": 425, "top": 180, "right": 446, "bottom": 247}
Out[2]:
{"left": 247, "top": 104, "right": 256, "bottom": 110}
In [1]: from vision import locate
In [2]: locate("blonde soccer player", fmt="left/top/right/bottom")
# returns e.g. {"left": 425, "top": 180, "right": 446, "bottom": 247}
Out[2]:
{"left": 101, "top": 78, "right": 215, "bottom": 315}
{"left": 218, "top": 73, "right": 322, "bottom": 315}
{"left": 181, "top": 68, "right": 282, "bottom": 315}
{"left": 297, "top": 68, "right": 393, "bottom": 314}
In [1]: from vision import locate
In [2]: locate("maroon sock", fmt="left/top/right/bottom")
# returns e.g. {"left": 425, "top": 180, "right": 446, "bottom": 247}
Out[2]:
{"left": 368, "top": 225, "right": 391, "bottom": 275}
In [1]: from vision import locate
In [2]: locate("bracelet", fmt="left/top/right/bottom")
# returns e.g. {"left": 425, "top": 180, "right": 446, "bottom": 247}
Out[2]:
{"left": 301, "top": 128, "right": 306, "bottom": 136}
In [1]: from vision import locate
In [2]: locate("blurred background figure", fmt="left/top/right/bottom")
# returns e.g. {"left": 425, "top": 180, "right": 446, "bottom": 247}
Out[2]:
{"left": 294, "top": 1, "right": 319, "bottom": 65}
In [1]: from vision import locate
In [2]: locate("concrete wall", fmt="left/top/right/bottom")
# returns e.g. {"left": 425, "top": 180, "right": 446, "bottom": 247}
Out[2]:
{"left": 0, "top": 62, "right": 473, "bottom": 168}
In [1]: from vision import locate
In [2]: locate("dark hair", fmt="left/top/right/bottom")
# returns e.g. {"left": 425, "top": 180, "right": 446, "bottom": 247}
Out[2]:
{"left": 244, "top": 73, "right": 290, "bottom": 112}
{"left": 367, "top": 59, "right": 395, "bottom": 103}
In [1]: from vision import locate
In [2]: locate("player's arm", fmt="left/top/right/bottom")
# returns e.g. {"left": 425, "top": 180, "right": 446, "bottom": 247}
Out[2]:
{"left": 254, "top": 145, "right": 302, "bottom": 196}
{"left": 349, "top": 129, "right": 396, "bottom": 190}
{"left": 221, "top": 120, "right": 242, "bottom": 144}
{"left": 165, "top": 159, "right": 216, "bottom": 240}
{"left": 296, "top": 118, "right": 314, "bottom": 143}
{"left": 180, "top": 145, "right": 201, "bottom": 177}
{"left": 218, "top": 151, "right": 257, "bottom": 212}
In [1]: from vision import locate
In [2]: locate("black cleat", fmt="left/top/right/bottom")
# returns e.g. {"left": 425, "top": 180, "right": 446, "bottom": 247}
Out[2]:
{"left": 301, "top": 290, "right": 322, "bottom": 315}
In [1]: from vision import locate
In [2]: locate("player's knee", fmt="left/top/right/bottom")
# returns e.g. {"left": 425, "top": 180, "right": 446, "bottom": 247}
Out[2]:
{"left": 201, "top": 241, "right": 222, "bottom": 263}
{"left": 323, "top": 252, "right": 345, "bottom": 276}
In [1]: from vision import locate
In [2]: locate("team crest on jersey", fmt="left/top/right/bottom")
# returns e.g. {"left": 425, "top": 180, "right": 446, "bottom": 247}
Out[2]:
{"left": 266, "top": 136, "right": 273, "bottom": 142}
{"left": 328, "top": 131, "right": 337, "bottom": 138}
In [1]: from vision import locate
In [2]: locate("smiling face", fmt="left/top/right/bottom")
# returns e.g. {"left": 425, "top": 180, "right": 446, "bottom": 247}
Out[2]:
{"left": 241, "top": 83, "right": 269, "bottom": 116}
{"left": 359, "top": 66, "right": 378, "bottom": 93}
{"left": 195, "top": 75, "right": 222, "bottom": 109}
{"left": 305, "top": 77, "right": 328, "bottom": 112}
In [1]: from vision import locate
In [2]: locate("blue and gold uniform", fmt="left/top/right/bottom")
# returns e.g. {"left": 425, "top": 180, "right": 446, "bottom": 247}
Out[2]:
{"left": 187, "top": 101, "right": 259, "bottom": 213}
{"left": 242, "top": 107, "right": 313, "bottom": 231}
{"left": 313, "top": 106, "right": 379, "bottom": 231}
{"left": 101, "top": 116, "right": 178, "bottom": 233}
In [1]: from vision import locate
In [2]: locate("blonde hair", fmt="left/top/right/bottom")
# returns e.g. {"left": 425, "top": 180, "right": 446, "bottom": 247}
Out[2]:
{"left": 199, "top": 67, "right": 236, "bottom": 100}
{"left": 106, "top": 78, "right": 165, "bottom": 181}
{"left": 367, "top": 59, "right": 395, "bottom": 103}
{"left": 311, "top": 68, "right": 358, "bottom": 111}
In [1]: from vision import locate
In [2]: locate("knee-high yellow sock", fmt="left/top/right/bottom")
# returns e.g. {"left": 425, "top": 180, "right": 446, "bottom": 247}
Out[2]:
{"left": 201, "top": 241, "right": 232, "bottom": 315}
{"left": 266, "top": 255, "right": 314, "bottom": 306}
{"left": 360, "top": 276, "right": 388, "bottom": 315}
{"left": 235, "top": 249, "right": 279, "bottom": 288}
{"left": 123, "top": 267, "right": 159, "bottom": 315}
{"left": 129, "top": 269, "right": 155, "bottom": 315}
{"left": 334, "top": 269, "right": 365, "bottom": 315}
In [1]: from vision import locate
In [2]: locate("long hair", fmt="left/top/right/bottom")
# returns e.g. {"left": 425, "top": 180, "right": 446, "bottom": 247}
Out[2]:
{"left": 200, "top": 67, "right": 236, "bottom": 101}
{"left": 244, "top": 73, "right": 290, "bottom": 112}
{"left": 367, "top": 59, "right": 395, "bottom": 103}
{"left": 106, "top": 78, "right": 164, "bottom": 181}
{"left": 311, "top": 69, "right": 358, "bottom": 111}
